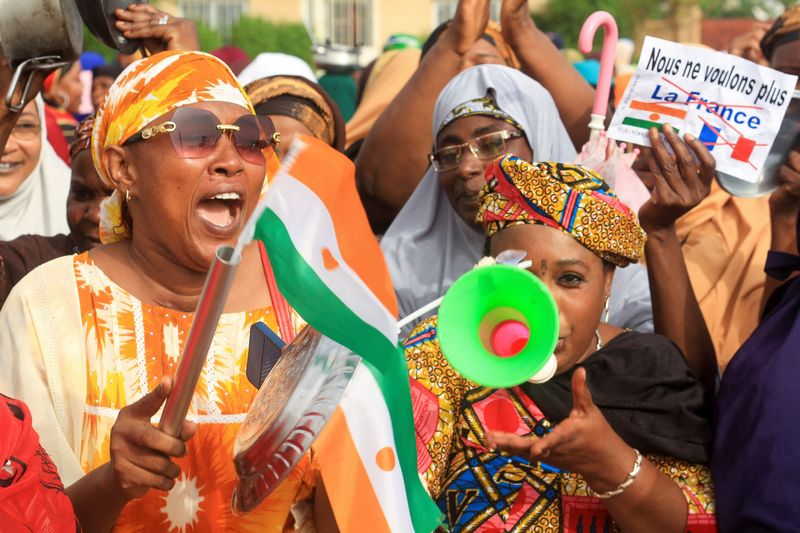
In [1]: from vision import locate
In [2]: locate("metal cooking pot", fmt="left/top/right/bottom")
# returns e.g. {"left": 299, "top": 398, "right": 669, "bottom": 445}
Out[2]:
{"left": 0, "top": 0, "right": 83, "bottom": 111}
{"left": 313, "top": 42, "right": 361, "bottom": 73}
{"left": 232, "top": 327, "right": 360, "bottom": 514}
{"left": 716, "top": 90, "right": 800, "bottom": 198}
{"left": 76, "top": 0, "right": 147, "bottom": 56}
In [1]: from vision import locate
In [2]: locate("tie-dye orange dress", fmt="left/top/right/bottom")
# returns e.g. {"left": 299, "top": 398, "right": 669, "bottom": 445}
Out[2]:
{"left": 72, "top": 251, "right": 312, "bottom": 532}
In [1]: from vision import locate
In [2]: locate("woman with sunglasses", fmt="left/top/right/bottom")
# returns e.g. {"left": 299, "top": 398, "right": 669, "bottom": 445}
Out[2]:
{"left": 381, "top": 64, "right": 656, "bottom": 338}
{"left": 0, "top": 51, "right": 315, "bottom": 531}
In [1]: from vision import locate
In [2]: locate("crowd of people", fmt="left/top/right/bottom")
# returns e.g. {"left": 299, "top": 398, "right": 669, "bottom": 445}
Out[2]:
{"left": 0, "top": 0, "right": 799, "bottom": 531}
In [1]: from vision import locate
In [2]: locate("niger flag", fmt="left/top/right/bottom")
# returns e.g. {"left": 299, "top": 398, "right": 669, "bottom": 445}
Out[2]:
{"left": 244, "top": 135, "right": 441, "bottom": 532}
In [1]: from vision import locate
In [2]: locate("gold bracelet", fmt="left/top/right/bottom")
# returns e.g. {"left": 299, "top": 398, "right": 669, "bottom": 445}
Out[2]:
{"left": 586, "top": 448, "right": 643, "bottom": 500}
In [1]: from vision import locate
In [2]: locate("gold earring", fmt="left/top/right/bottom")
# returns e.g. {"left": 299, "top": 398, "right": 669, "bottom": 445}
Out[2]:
{"left": 603, "top": 296, "right": 610, "bottom": 323}
{"left": 125, "top": 190, "right": 131, "bottom": 202}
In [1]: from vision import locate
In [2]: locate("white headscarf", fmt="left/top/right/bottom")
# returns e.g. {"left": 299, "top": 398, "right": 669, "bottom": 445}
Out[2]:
{"left": 381, "top": 64, "right": 654, "bottom": 333}
{"left": 238, "top": 53, "right": 317, "bottom": 86}
{"left": 0, "top": 98, "right": 70, "bottom": 241}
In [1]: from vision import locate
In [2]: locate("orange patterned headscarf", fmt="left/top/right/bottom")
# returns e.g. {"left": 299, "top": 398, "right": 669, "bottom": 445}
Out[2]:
{"left": 91, "top": 50, "right": 259, "bottom": 243}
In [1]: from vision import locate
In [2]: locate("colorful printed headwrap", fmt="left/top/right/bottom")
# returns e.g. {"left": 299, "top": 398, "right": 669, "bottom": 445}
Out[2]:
{"left": 91, "top": 50, "right": 256, "bottom": 244}
{"left": 477, "top": 156, "right": 646, "bottom": 267}
{"left": 69, "top": 114, "right": 95, "bottom": 160}
{"left": 438, "top": 89, "right": 523, "bottom": 135}
{"left": 761, "top": 4, "right": 800, "bottom": 59}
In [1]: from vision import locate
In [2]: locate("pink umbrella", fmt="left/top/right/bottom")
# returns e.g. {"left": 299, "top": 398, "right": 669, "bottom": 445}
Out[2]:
{"left": 574, "top": 11, "right": 650, "bottom": 212}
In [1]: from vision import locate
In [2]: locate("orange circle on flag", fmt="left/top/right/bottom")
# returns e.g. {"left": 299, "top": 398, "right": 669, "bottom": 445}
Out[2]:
{"left": 375, "top": 447, "right": 396, "bottom": 471}
{"left": 649, "top": 113, "right": 660, "bottom": 121}
{"left": 321, "top": 247, "right": 340, "bottom": 270}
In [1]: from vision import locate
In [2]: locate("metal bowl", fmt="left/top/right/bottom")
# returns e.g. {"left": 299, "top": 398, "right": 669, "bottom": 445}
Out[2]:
{"left": 716, "top": 90, "right": 800, "bottom": 198}
{"left": 232, "top": 327, "right": 360, "bottom": 515}
{"left": 313, "top": 43, "right": 361, "bottom": 73}
{"left": 76, "top": 0, "right": 147, "bottom": 55}
{"left": 0, "top": 0, "right": 83, "bottom": 110}
{"left": 0, "top": 0, "right": 82, "bottom": 65}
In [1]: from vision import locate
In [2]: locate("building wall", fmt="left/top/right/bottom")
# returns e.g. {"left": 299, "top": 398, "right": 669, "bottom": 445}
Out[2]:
{"left": 157, "top": 0, "right": 543, "bottom": 61}
{"left": 248, "top": 0, "right": 304, "bottom": 23}
{"left": 375, "top": 0, "right": 436, "bottom": 44}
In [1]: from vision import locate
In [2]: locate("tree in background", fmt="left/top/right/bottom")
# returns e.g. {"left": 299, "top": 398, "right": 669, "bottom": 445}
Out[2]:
{"left": 700, "top": 0, "right": 795, "bottom": 18}
{"left": 533, "top": 0, "right": 660, "bottom": 49}
{"left": 79, "top": 15, "right": 313, "bottom": 69}
{"left": 196, "top": 21, "right": 223, "bottom": 52}
{"left": 534, "top": 0, "right": 794, "bottom": 50}
{"left": 82, "top": 26, "right": 117, "bottom": 62}
{"left": 230, "top": 16, "right": 314, "bottom": 66}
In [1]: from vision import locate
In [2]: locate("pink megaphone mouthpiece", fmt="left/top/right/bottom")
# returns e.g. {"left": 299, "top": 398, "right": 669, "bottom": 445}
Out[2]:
{"left": 490, "top": 320, "right": 530, "bottom": 357}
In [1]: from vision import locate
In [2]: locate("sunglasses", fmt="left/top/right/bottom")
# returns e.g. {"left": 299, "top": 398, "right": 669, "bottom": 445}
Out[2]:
{"left": 429, "top": 129, "right": 526, "bottom": 172}
{"left": 123, "top": 107, "right": 281, "bottom": 165}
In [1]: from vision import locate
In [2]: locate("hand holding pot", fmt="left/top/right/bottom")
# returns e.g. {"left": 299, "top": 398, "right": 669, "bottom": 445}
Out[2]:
{"left": 115, "top": 4, "right": 200, "bottom": 54}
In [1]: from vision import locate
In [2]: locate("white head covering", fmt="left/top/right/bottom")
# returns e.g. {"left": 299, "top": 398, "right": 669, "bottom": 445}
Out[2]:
{"left": 237, "top": 53, "right": 317, "bottom": 86}
{"left": 381, "top": 64, "right": 655, "bottom": 334}
{"left": 0, "top": 98, "right": 70, "bottom": 241}
{"left": 380, "top": 65, "right": 576, "bottom": 319}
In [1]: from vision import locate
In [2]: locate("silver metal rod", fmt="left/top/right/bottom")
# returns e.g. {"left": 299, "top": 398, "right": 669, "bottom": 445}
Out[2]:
{"left": 159, "top": 245, "right": 241, "bottom": 437}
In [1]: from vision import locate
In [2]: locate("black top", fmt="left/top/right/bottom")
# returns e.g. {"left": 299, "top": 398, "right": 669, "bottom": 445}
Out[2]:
{"left": 0, "top": 233, "right": 77, "bottom": 310}
{"left": 522, "top": 331, "right": 713, "bottom": 463}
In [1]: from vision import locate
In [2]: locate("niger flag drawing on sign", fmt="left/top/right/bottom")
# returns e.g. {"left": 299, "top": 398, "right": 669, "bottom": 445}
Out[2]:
{"left": 243, "top": 135, "right": 441, "bottom": 532}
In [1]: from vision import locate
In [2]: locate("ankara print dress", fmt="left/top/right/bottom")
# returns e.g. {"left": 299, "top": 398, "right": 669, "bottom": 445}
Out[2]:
{"left": 72, "top": 252, "right": 313, "bottom": 532}
{"left": 405, "top": 318, "right": 717, "bottom": 532}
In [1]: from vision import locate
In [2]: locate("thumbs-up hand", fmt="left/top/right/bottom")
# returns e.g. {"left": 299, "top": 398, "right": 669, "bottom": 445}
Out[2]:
{"left": 486, "top": 368, "right": 635, "bottom": 491}
{"left": 108, "top": 377, "right": 198, "bottom": 500}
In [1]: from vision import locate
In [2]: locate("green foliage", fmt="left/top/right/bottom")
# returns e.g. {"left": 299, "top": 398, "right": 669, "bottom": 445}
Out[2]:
{"left": 534, "top": 0, "right": 661, "bottom": 49}
{"left": 535, "top": 0, "right": 796, "bottom": 51}
{"left": 195, "top": 21, "right": 223, "bottom": 52}
{"left": 230, "top": 16, "right": 313, "bottom": 66}
{"left": 82, "top": 26, "right": 117, "bottom": 62}
{"left": 699, "top": 0, "right": 796, "bottom": 18}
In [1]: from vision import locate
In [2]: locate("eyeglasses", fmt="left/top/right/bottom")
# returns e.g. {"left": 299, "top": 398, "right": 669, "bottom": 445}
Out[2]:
{"left": 123, "top": 107, "right": 281, "bottom": 166}
{"left": 429, "top": 129, "right": 526, "bottom": 172}
{"left": 10, "top": 122, "right": 41, "bottom": 140}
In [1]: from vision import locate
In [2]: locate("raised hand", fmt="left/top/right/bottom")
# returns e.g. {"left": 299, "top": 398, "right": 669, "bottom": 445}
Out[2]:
{"left": 443, "top": 0, "right": 491, "bottom": 56}
{"left": 769, "top": 147, "right": 800, "bottom": 253}
{"left": 486, "top": 368, "right": 635, "bottom": 491}
{"left": 636, "top": 124, "right": 715, "bottom": 233}
{"left": 728, "top": 22, "right": 771, "bottom": 66}
{"left": 771, "top": 148, "right": 800, "bottom": 221}
{"left": 109, "top": 377, "right": 197, "bottom": 500}
{"left": 114, "top": 4, "right": 200, "bottom": 55}
{"left": 500, "top": 0, "right": 535, "bottom": 44}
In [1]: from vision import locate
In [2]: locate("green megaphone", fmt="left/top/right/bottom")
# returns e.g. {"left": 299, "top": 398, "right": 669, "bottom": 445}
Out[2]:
{"left": 438, "top": 264, "right": 559, "bottom": 388}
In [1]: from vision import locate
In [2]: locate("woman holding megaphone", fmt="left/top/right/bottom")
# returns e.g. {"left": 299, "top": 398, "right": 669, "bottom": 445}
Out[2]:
{"left": 405, "top": 127, "right": 717, "bottom": 531}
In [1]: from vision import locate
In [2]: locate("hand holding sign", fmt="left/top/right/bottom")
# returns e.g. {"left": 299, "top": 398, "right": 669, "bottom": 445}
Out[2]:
{"left": 771, "top": 148, "right": 800, "bottom": 218}
{"left": 637, "top": 124, "right": 715, "bottom": 232}
{"left": 609, "top": 37, "right": 798, "bottom": 185}
{"left": 769, "top": 148, "right": 800, "bottom": 253}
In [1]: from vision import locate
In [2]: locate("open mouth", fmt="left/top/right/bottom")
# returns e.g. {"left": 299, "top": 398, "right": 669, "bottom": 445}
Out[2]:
{"left": 196, "top": 192, "right": 244, "bottom": 235}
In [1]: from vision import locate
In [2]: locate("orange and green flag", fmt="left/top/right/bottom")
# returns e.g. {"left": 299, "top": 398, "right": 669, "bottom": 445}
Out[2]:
{"left": 243, "top": 135, "right": 441, "bottom": 532}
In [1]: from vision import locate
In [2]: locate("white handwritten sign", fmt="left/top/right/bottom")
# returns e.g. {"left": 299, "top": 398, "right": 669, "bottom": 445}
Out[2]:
{"left": 608, "top": 37, "right": 798, "bottom": 183}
